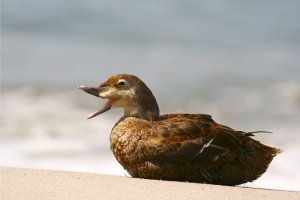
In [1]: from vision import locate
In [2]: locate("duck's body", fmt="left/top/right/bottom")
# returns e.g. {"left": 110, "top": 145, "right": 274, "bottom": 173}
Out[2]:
{"left": 111, "top": 114, "right": 279, "bottom": 185}
{"left": 79, "top": 74, "right": 280, "bottom": 185}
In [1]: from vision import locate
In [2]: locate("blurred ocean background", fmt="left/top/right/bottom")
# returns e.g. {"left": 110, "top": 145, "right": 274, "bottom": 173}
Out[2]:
{"left": 1, "top": 0, "right": 300, "bottom": 191}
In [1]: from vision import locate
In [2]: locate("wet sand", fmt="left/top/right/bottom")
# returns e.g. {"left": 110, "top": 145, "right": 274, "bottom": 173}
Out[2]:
{"left": 0, "top": 167, "right": 299, "bottom": 200}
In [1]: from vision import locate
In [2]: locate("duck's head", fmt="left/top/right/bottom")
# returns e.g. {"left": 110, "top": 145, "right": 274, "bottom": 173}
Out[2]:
{"left": 78, "top": 74, "right": 160, "bottom": 121}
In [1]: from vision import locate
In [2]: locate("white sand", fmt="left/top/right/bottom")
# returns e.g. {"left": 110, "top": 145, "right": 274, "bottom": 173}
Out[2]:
{"left": 1, "top": 167, "right": 299, "bottom": 200}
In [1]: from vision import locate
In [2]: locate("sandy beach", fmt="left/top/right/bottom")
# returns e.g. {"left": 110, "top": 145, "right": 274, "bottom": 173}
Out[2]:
{"left": 0, "top": 167, "right": 299, "bottom": 200}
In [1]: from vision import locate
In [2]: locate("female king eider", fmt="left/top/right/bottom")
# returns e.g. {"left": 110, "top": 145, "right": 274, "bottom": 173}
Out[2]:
{"left": 79, "top": 74, "right": 280, "bottom": 185}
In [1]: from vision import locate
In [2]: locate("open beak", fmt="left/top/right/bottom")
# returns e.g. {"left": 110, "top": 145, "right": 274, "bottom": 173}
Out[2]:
{"left": 78, "top": 85, "right": 113, "bottom": 119}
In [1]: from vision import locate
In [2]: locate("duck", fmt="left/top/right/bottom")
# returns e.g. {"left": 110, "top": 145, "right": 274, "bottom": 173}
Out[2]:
{"left": 78, "top": 74, "right": 281, "bottom": 186}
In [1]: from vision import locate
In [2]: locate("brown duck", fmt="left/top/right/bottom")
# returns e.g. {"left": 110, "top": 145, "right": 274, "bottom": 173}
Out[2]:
{"left": 79, "top": 74, "right": 281, "bottom": 186}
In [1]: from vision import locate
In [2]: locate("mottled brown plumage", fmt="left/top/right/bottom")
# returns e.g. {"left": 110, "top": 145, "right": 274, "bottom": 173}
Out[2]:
{"left": 79, "top": 74, "right": 281, "bottom": 185}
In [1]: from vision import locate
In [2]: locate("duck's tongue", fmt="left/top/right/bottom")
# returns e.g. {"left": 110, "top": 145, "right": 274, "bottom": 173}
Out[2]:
{"left": 87, "top": 99, "right": 113, "bottom": 119}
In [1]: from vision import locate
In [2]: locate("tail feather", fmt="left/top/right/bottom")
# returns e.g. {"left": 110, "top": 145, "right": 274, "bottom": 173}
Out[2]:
{"left": 243, "top": 131, "right": 273, "bottom": 137}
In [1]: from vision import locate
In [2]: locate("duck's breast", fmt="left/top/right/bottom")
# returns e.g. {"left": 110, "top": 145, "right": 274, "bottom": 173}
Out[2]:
{"left": 110, "top": 117, "right": 152, "bottom": 169}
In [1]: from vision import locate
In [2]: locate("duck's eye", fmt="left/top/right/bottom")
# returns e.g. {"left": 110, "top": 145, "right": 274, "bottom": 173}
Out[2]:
{"left": 117, "top": 81, "right": 125, "bottom": 86}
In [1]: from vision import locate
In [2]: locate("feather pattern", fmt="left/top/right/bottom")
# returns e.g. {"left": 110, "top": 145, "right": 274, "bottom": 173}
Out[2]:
{"left": 110, "top": 113, "right": 280, "bottom": 185}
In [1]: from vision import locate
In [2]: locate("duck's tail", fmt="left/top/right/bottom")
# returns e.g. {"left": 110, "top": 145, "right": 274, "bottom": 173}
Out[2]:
{"left": 244, "top": 130, "right": 282, "bottom": 155}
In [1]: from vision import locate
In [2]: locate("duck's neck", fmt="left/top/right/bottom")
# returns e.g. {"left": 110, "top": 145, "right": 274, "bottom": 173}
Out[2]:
{"left": 124, "top": 104, "right": 159, "bottom": 121}
{"left": 124, "top": 84, "right": 160, "bottom": 121}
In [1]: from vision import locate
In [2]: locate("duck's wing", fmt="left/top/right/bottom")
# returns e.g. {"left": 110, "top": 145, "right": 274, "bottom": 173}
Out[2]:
{"left": 145, "top": 114, "right": 233, "bottom": 165}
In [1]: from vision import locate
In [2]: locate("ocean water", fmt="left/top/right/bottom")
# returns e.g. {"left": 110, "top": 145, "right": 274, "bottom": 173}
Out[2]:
{"left": 1, "top": 0, "right": 300, "bottom": 191}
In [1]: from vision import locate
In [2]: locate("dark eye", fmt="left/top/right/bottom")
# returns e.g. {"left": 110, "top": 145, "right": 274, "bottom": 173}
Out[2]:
{"left": 117, "top": 81, "right": 125, "bottom": 86}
